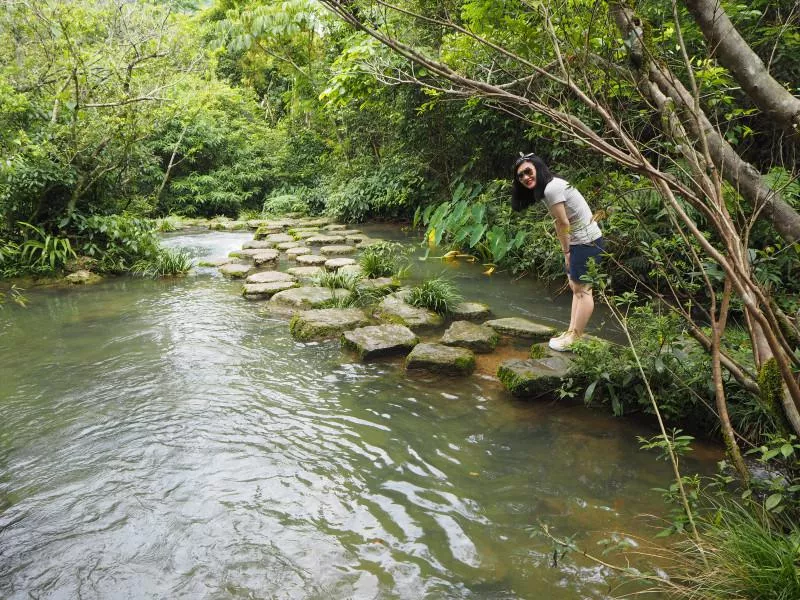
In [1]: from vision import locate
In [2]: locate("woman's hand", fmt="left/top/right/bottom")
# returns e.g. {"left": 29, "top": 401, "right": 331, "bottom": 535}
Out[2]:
{"left": 564, "top": 252, "right": 570, "bottom": 270}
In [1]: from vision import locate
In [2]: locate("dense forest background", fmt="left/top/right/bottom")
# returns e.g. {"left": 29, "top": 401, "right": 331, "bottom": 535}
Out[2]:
{"left": 2, "top": 0, "right": 800, "bottom": 596}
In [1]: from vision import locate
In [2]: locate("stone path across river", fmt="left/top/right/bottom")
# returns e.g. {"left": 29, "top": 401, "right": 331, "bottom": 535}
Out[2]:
{"left": 211, "top": 216, "right": 598, "bottom": 399}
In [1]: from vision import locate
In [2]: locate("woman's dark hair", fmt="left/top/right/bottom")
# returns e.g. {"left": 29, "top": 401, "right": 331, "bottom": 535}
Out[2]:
{"left": 511, "top": 153, "right": 555, "bottom": 211}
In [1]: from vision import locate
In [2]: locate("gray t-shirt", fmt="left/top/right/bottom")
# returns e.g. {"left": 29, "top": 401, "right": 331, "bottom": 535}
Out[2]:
{"left": 542, "top": 177, "right": 602, "bottom": 245}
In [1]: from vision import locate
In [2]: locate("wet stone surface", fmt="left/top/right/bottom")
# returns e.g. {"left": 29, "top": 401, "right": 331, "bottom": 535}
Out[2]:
{"left": 405, "top": 343, "right": 476, "bottom": 376}
{"left": 295, "top": 254, "right": 328, "bottom": 267}
{"left": 269, "top": 286, "right": 350, "bottom": 311}
{"left": 485, "top": 317, "right": 556, "bottom": 340}
{"left": 289, "top": 308, "right": 371, "bottom": 341}
{"left": 451, "top": 301, "right": 491, "bottom": 321}
{"left": 245, "top": 270, "right": 296, "bottom": 284}
{"left": 440, "top": 321, "right": 499, "bottom": 353}
{"left": 375, "top": 292, "right": 443, "bottom": 329}
{"left": 496, "top": 355, "right": 574, "bottom": 397}
{"left": 242, "top": 280, "right": 298, "bottom": 300}
{"left": 341, "top": 324, "right": 419, "bottom": 360}
{"left": 219, "top": 263, "right": 253, "bottom": 278}
{"left": 325, "top": 257, "right": 357, "bottom": 271}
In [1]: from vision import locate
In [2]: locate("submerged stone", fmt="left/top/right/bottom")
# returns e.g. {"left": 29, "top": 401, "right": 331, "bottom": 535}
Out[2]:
{"left": 405, "top": 343, "right": 476, "bottom": 375}
{"left": 295, "top": 254, "right": 328, "bottom": 267}
{"left": 270, "top": 286, "right": 350, "bottom": 310}
{"left": 219, "top": 263, "right": 253, "bottom": 278}
{"left": 320, "top": 244, "right": 357, "bottom": 256}
{"left": 451, "top": 301, "right": 491, "bottom": 321}
{"left": 65, "top": 270, "right": 102, "bottom": 285}
{"left": 325, "top": 257, "right": 357, "bottom": 271}
{"left": 245, "top": 270, "right": 295, "bottom": 284}
{"left": 289, "top": 308, "right": 370, "bottom": 341}
{"left": 497, "top": 356, "right": 574, "bottom": 397}
{"left": 485, "top": 317, "right": 556, "bottom": 340}
{"left": 375, "top": 292, "right": 443, "bottom": 329}
{"left": 242, "top": 280, "right": 298, "bottom": 300}
{"left": 440, "top": 321, "right": 499, "bottom": 353}
{"left": 341, "top": 324, "right": 419, "bottom": 360}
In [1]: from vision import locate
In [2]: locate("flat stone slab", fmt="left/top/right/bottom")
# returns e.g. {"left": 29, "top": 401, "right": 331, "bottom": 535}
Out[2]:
{"left": 252, "top": 249, "right": 280, "bottom": 266}
{"left": 357, "top": 277, "right": 398, "bottom": 291}
{"left": 295, "top": 254, "right": 328, "bottom": 266}
{"left": 325, "top": 257, "right": 357, "bottom": 271}
{"left": 485, "top": 317, "right": 556, "bottom": 340}
{"left": 291, "top": 230, "right": 321, "bottom": 240}
{"left": 285, "top": 246, "right": 312, "bottom": 259}
{"left": 405, "top": 343, "right": 476, "bottom": 375}
{"left": 275, "top": 240, "right": 304, "bottom": 250}
{"left": 246, "top": 219, "right": 271, "bottom": 229}
{"left": 375, "top": 292, "right": 443, "bottom": 329}
{"left": 497, "top": 356, "right": 574, "bottom": 397}
{"left": 286, "top": 266, "right": 325, "bottom": 281}
{"left": 210, "top": 221, "right": 248, "bottom": 231}
{"left": 269, "top": 286, "right": 350, "bottom": 310}
{"left": 242, "top": 240, "right": 275, "bottom": 249}
{"left": 451, "top": 301, "right": 491, "bottom": 321}
{"left": 289, "top": 308, "right": 370, "bottom": 341}
{"left": 306, "top": 235, "right": 346, "bottom": 246}
{"left": 322, "top": 223, "right": 348, "bottom": 231}
{"left": 341, "top": 324, "right": 419, "bottom": 360}
{"left": 338, "top": 264, "right": 364, "bottom": 277}
{"left": 320, "top": 244, "right": 357, "bottom": 256}
{"left": 345, "top": 233, "right": 369, "bottom": 244}
{"left": 357, "top": 238, "right": 385, "bottom": 248}
{"left": 440, "top": 321, "right": 499, "bottom": 353}
{"left": 265, "top": 233, "right": 295, "bottom": 244}
{"left": 219, "top": 263, "right": 254, "bottom": 278}
{"left": 197, "top": 257, "right": 231, "bottom": 267}
{"left": 245, "top": 270, "right": 296, "bottom": 284}
{"left": 229, "top": 248, "right": 264, "bottom": 258}
{"left": 242, "top": 280, "right": 298, "bottom": 300}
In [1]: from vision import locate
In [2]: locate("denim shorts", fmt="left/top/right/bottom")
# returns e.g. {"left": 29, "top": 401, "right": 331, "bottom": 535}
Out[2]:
{"left": 568, "top": 237, "right": 605, "bottom": 282}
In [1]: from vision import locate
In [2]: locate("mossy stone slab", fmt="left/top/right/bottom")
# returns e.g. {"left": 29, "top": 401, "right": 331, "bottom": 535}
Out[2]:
{"left": 345, "top": 233, "right": 369, "bottom": 244}
{"left": 242, "top": 240, "right": 275, "bottom": 249}
{"left": 440, "top": 321, "right": 499, "bottom": 353}
{"left": 65, "top": 270, "right": 103, "bottom": 285}
{"left": 219, "top": 263, "right": 254, "bottom": 278}
{"left": 497, "top": 356, "right": 574, "bottom": 397}
{"left": 242, "top": 280, "right": 298, "bottom": 300}
{"left": 197, "top": 257, "right": 231, "bottom": 267}
{"left": 289, "top": 308, "right": 370, "bottom": 341}
{"left": 252, "top": 249, "right": 280, "bottom": 266}
{"left": 295, "top": 254, "right": 328, "bottom": 267}
{"left": 375, "top": 293, "right": 443, "bottom": 329}
{"left": 270, "top": 286, "right": 350, "bottom": 310}
{"left": 320, "top": 244, "right": 357, "bottom": 256}
{"left": 325, "top": 257, "right": 357, "bottom": 271}
{"left": 265, "top": 233, "right": 294, "bottom": 244}
{"left": 286, "top": 246, "right": 312, "bottom": 259}
{"left": 276, "top": 240, "right": 306, "bottom": 250}
{"left": 451, "top": 301, "right": 491, "bottom": 321}
{"left": 405, "top": 343, "right": 476, "bottom": 375}
{"left": 286, "top": 266, "right": 325, "bottom": 281}
{"left": 246, "top": 219, "right": 271, "bottom": 230}
{"left": 341, "top": 324, "right": 419, "bottom": 360}
{"left": 291, "top": 230, "right": 321, "bottom": 240}
{"left": 228, "top": 248, "right": 264, "bottom": 258}
{"left": 322, "top": 223, "right": 348, "bottom": 231}
{"left": 245, "top": 270, "right": 295, "bottom": 284}
{"left": 306, "top": 234, "right": 346, "bottom": 246}
{"left": 485, "top": 317, "right": 556, "bottom": 340}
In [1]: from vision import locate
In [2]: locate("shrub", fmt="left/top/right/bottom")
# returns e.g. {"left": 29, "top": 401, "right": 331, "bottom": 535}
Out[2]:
{"left": 262, "top": 191, "right": 310, "bottom": 216}
{"left": 17, "top": 221, "right": 76, "bottom": 274}
{"left": 358, "top": 241, "right": 408, "bottom": 278}
{"left": 74, "top": 214, "right": 162, "bottom": 274}
{"left": 407, "top": 277, "right": 462, "bottom": 315}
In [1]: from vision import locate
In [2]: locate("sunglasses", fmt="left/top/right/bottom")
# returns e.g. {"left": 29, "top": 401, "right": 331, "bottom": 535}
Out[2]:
{"left": 516, "top": 166, "right": 535, "bottom": 181}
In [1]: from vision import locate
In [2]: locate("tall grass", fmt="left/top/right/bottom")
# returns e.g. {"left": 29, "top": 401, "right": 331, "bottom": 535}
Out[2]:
{"left": 407, "top": 277, "right": 462, "bottom": 315}
{"left": 131, "top": 248, "right": 193, "bottom": 278}
{"left": 358, "top": 241, "right": 408, "bottom": 278}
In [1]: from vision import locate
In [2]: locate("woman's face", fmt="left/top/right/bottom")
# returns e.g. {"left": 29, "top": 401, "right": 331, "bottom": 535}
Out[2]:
{"left": 516, "top": 161, "right": 536, "bottom": 189}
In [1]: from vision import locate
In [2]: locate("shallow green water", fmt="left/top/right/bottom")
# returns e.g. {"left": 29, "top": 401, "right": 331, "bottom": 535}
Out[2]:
{"left": 0, "top": 228, "right": 719, "bottom": 599}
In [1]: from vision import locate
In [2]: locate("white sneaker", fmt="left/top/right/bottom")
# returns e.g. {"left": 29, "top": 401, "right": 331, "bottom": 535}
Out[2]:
{"left": 549, "top": 331, "right": 580, "bottom": 352}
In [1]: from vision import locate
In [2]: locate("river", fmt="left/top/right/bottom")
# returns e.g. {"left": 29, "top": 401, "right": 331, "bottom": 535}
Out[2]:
{"left": 0, "top": 227, "right": 719, "bottom": 599}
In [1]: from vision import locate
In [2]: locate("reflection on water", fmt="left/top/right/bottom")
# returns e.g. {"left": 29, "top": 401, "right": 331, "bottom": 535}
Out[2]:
{"left": 0, "top": 228, "right": 717, "bottom": 599}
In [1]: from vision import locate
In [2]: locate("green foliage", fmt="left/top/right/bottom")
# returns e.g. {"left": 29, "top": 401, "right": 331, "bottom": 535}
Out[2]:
{"left": 358, "top": 241, "right": 407, "bottom": 278}
{"left": 262, "top": 191, "right": 310, "bottom": 216}
{"left": 131, "top": 247, "right": 193, "bottom": 278}
{"left": 75, "top": 214, "right": 162, "bottom": 274}
{"left": 17, "top": 222, "right": 76, "bottom": 273}
{"left": 407, "top": 277, "right": 463, "bottom": 315}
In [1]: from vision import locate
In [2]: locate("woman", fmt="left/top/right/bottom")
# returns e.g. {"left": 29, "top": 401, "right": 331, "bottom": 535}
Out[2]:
{"left": 511, "top": 153, "right": 605, "bottom": 351}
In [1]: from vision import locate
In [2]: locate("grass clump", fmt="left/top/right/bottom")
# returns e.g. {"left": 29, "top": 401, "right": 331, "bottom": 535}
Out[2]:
{"left": 358, "top": 241, "right": 408, "bottom": 278}
{"left": 407, "top": 277, "right": 462, "bottom": 315}
{"left": 131, "top": 248, "right": 193, "bottom": 278}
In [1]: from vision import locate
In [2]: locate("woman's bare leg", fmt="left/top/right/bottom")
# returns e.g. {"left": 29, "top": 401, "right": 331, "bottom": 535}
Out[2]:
{"left": 570, "top": 281, "right": 594, "bottom": 337}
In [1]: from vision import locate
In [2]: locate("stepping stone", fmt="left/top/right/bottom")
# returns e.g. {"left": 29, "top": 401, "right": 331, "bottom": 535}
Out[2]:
{"left": 440, "top": 321, "right": 499, "bottom": 353}
{"left": 197, "top": 257, "right": 230, "bottom": 267}
{"left": 341, "top": 324, "right": 419, "bottom": 360}
{"left": 286, "top": 246, "right": 312, "bottom": 259}
{"left": 242, "top": 240, "right": 275, "bottom": 249}
{"left": 451, "top": 301, "right": 491, "bottom": 321}
{"left": 210, "top": 221, "right": 248, "bottom": 231}
{"left": 219, "top": 263, "right": 253, "bottom": 278}
{"left": 292, "top": 230, "right": 322, "bottom": 240}
{"left": 357, "top": 238, "right": 385, "bottom": 248}
{"left": 339, "top": 264, "right": 364, "bottom": 277}
{"left": 286, "top": 266, "right": 325, "bottom": 281}
{"left": 306, "top": 234, "right": 346, "bottom": 246}
{"left": 269, "top": 286, "right": 350, "bottom": 310}
{"left": 485, "top": 317, "right": 556, "bottom": 340}
{"left": 289, "top": 308, "right": 370, "bottom": 341}
{"left": 229, "top": 248, "right": 264, "bottom": 258}
{"left": 295, "top": 254, "right": 328, "bottom": 266}
{"left": 254, "top": 225, "right": 284, "bottom": 239}
{"left": 299, "top": 218, "right": 334, "bottom": 227}
{"left": 322, "top": 223, "right": 347, "bottom": 231}
{"left": 276, "top": 240, "right": 306, "bottom": 250}
{"left": 497, "top": 356, "right": 574, "bottom": 397}
{"left": 252, "top": 249, "right": 280, "bottom": 266}
{"left": 357, "top": 277, "right": 397, "bottom": 291}
{"left": 320, "top": 244, "right": 357, "bottom": 256}
{"left": 246, "top": 270, "right": 295, "bottom": 284}
{"left": 246, "top": 219, "right": 271, "bottom": 229}
{"left": 405, "top": 343, "right": 475, "bottom": 375}
{"left": 242, "top": 280, "right": 298, "bottom": 300}
{"left": 375, "top": 292, "right": 443, "bottom": 329}
{"left": 345, "top": 233, "right": 369, "bottom": 244}
{"left": 325, "top": 257, "right": 357, "bottom": 271}
{"left": 265, "top": 233, "right": 294, "bottom": 244}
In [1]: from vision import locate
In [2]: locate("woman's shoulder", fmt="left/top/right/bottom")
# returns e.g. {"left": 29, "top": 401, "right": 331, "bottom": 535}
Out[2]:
{"left": 544, "top": 177, "right": 569, "bottom": 196}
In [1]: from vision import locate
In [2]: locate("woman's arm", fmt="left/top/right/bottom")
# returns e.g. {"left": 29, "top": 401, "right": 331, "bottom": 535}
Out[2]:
{"left": 548, "top": 201, "right": 571, "bottom": 255}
